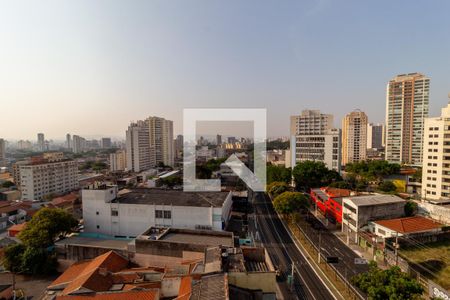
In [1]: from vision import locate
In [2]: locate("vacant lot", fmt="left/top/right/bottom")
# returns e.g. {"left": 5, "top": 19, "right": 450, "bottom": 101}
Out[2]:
{"left": 400, "top": 240, "right": 450, "bottom": 290}
{"left": 0, "top": 273, "right": 57, "bottom": 299}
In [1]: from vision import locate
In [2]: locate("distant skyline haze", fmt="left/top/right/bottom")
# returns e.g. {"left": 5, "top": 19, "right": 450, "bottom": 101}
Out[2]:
{"left": 1, "top": 1, "right": 450, "bottom": 140}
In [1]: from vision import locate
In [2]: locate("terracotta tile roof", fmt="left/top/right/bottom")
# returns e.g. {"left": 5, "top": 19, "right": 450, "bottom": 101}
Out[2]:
{"left": 0, "top": 203, "right": 21, "bottom": 214}
{"left": 49, "top": 261, "right": 92, "bottom": 288}
{"left": 49, "top": 251, "right": 129, "bottom": 295}
{"left": 8, "top": 222, "right": 26, "bottom": 232}
{"left": 55, "top": 290, "right": 159, "bottom": 300}
{"left": 52, "top": 193, "right": 78, "bottom": 206}
{"left": 374, "top": 216, "right": 443, "bottom": 234}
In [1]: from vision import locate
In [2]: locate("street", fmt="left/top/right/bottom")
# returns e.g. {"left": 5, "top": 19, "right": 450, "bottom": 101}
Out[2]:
{"left": 297, "top": 212, "right": 369, "bottom": 279}
{"left": 251, "top": 191, "right": 336, "bottom": 300}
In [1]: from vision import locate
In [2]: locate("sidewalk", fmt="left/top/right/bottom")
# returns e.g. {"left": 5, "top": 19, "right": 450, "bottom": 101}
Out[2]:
{"left": 312, "top": 209, "right": 388, "bottom": 268}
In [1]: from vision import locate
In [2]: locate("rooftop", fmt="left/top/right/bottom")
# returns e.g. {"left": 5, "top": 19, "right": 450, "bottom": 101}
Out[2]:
{"left": 344, "top": 194, "right": 405, "bottom": 206}
{"left": 139, "top": 227, "right": 234, "bottom": 247}
{"left": 56, "top": 290, "right": 159, "bottom": 300}
{"left": 55, "top": 236, "right": 130, "bottom": 251}
{"left": 115, "top": 189, "right": 230, "bottom": 208}
{"left": 374, "top": 216, "right": 443, "bottom": 234}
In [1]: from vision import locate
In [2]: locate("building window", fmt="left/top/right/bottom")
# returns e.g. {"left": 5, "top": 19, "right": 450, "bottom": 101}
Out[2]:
{"left": 96, "top": 211, "right": 99, "bottom": 215}
{"left": 96, "top": 225, "right": 100, "bottom": 229}
{"left": 164, "top": 211, "right": 172, "bottom": 219}
{"left": 155, "top": 210, "right": 163, "bottom": 218}
{"left": 111, "top": 209, "right": 118, "bottom": 216}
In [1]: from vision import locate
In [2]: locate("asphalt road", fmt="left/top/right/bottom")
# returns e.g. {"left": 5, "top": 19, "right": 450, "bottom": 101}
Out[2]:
{"left": 251, "top": 191, "right": 336, "bottom": 300}
{"left": 297, "top": 212, "right": 369, "bottom": 279}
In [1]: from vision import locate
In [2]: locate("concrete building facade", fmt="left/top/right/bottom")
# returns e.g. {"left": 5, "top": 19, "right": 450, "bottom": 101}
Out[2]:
{"left": 422, "top": 100, "right": 450, "bottom": 200}
{"left": 82, "top": 185, "right": 233, "bottom": 237}
{"left": 385, "top": 73, "right": 430, "bottom": 166}
{"left": 367, "top": 123, "right": 385, "bottom": 149}
{"left": 342, "top": 110, "right": 368, "bottom": 165}
{"left": 110, "top": 149, "right": 126, "bottom": 172}
{"left": 19, "top": 154, "right": 78, "bottom": 200}
{"left": 290, "top": 110, "right": 341, "bottom": 171}
{"left": 342, "top": 194, "right": 405, "bottom": 243}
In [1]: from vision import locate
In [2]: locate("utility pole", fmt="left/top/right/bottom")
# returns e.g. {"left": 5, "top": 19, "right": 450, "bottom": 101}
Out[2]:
{"left": 394, "top": 232, "right": 399, "bottom": 266}
{"left": 346, "top": 222, "right": 350, "bottom": 245}
{"left": 318, "top": 231, "right": 322, "bottom": 263}
{"left": 291, "top": 262, "right": 295, "bottom": 291}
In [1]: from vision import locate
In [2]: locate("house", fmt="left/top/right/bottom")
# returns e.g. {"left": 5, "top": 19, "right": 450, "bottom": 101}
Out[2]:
{"left": 310, "top": 187, "right": 352, "bottom": 224}
{"left": 369, "top": 216, "right": 443, "bottom": 240}
{"left": 44, "top": 250, "right": 229, "bottom": 300}
{"left": 8, "top": 222, "right": 26, "bottom": 237}
{"left": 82, "top": 185, "right": 233, "bottom": 238}
{"left": 342, "top": 194, "right": 406, "bottom": 243}
{"left": 49, "top": 193, "right": 80, "bottom": 213}
{"left": 0, "top": 201, "right": 27, "bottom": 230}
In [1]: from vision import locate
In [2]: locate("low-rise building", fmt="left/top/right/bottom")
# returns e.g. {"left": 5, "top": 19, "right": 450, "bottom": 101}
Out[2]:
{"left": 82, "top": 185, "right": 233, "bottom": 237}
{"left": 342, "top": 194, "right": 406, "bottom": 243}
{"left": 0, "top": 201, "right": 27, "bottom": 230}
{"left": 369, "top": 216, "right": 444, "bottom": 240}
{"left": 310, "top": 187, "right": 352, "bottom": 224}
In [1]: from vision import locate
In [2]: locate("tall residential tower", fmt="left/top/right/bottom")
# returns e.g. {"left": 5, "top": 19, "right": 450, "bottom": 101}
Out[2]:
{"left": 385, "top": 73, "right": 429, "bottom": 166}
{"left": 342, "top": 110, "right": 368, "bottom": 165}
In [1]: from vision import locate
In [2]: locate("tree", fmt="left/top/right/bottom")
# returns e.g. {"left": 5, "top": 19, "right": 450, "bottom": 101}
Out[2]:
{"left": 328, "top": 181, "right": 351, "bottom": 189}
{"left": 404, "top": 201, "right": 418, "bottom": 217}
{"left": 1, "top": 181, "right": 15, "bottom": 188}
{"left": 292, "top": 161, "right": 342, "bottom": 191}
{"left": 378, "top": 180, "right": 397, "bottom": 193}
{"left": 18, "top": 208, "right": 78, "bottom": 248}
{"left": 1, "top": 244, "right": 25, "bottom": 273}
{"left": 351, "top": 261, "right": 424, "bottom": 300}
{"left": 345, "top": 160, "right": 400, "bottom": 182}
{"left": 273, "top": 192, "right": 309, "bottom": 215}
{"left": 267, "top": 164, "right": 291, "bottom": 185}
{"left": 267, "top": 181, "right": 289, "bottom": 198}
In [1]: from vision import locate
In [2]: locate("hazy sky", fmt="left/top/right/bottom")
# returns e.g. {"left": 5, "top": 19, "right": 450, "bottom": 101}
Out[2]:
{"left": 1, "top": 0, "right": 450, "bottom": 140}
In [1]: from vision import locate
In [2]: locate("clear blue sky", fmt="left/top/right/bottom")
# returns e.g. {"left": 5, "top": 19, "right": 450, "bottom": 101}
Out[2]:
{"left": 1, "top": 0, "right": 449, "bottom": 140}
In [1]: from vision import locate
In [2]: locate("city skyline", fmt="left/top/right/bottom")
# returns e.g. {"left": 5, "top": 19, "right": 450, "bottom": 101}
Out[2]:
{"left": 1, "top": 1, "right": 450, "bottom": 140}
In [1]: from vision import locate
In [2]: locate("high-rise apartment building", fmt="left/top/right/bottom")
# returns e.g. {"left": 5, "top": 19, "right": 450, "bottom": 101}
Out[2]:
{"left": 0, "top": 138, "right": 5, "bottom": 162}
{"left": 37, "top": 133, "right": 45, "bottom": 151}
{"left": 19, "top": 153, "right": 78, "bottom": 200}
{"left": 72, "top": 135, "right": 86, "bottom": 154}
{"left": 367, "top": 123, "right": 385, "bottom": 149}
{"left": 126, "top": 117, "right": 174, "bottom": 172}
{"left": 66, "top": 134, "right": 71, "bottom": 150}
{"left": 101, "top": 138, "right": 112, "bottom": 149}
{"left": 290, "top": 110, "right": 341, "bottom": 171}
{"left": 147, "top": 116, "right": 174, "bottom": 167}
{"left": 126, "top": 120, "right": 151, "bottom": 172}
{"left": 174, "top": 134, "right": 183, "bottom": 159}
{"left": 342, "top": 110, "right": 368, "bottom": 165}
{"left": 422, "top": 99, "right": 450, "bottom": 200}
{"left": 216, "top": 134, "right": 222, "bottom": 145}
{"left": 385, "top": 73, "right": 430, "bottom": 166}
{"left": 110, "top": 149, "right": 126, "bottom": 172}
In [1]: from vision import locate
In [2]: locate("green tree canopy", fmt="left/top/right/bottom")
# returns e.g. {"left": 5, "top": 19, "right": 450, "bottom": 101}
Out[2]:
{"left": 18, "top": 208, "right": 78, "bottom": 248}
{"left": 273, "top": 191, "right": 309, "bottom": 215}
{"left": 351, "top": 261, "right": 424, "bottom": 300}
{"left": 292, "top": 161, "right": 342, "bottom": 191}
{"left": 378, "top": 180, "right": 397, "bottom": 193}
{"left": 404, "top": 201, "right": 418, "bottom": 217}
{"left": 267, "top": 164, "right": 291, "bottom": 185}
{"left": 328, "top": 181, "right": 351, "bottom": 189}
{"left": 1, "top": 181, "right": 15, "bottom": 188}
{"left": 345, "top": 160, "right": 400, "bottom": 182}
{"left": 267, "top": 181, "right": 289, "bottom": 198}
